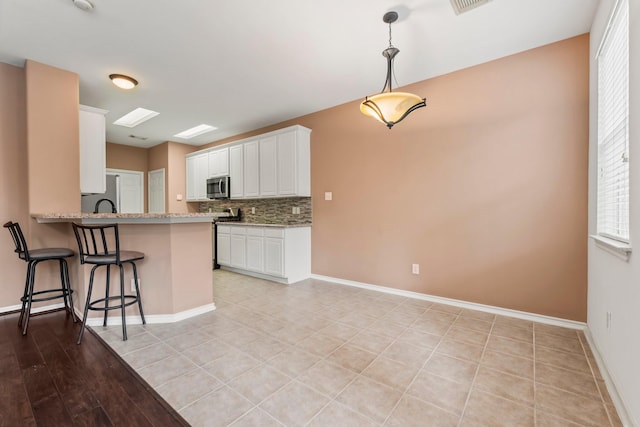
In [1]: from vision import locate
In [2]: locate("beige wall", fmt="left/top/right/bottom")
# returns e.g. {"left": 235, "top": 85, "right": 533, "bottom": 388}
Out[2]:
{"left": 0, "top": 63, "right": 29, "bottom": 307}
{"left": 195, "top": 34, "right": 590, "bottom": 321}
{"left": 1, "top": 61, "right": 81, "bottom": 310}
{"left": 25, "top": 60, "right": 80, "bottom": 214}
{"left": 106, "top": 142, "right": 148, "bottom": 172}
{"left": 167, "top": 141, "right": 197, "bottom": 213}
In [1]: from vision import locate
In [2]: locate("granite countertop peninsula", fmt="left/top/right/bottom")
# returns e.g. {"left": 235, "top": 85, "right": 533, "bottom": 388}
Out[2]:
{"left": 217, "top": 222, "right": 312, "bottom": 228}
{"left": 32, "top": 212, "right": 230, "bottom": 224}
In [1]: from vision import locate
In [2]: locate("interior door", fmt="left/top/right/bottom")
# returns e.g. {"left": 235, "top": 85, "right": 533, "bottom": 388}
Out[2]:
{"left": 148, "top": 168, "right": 165, "bottom": 213}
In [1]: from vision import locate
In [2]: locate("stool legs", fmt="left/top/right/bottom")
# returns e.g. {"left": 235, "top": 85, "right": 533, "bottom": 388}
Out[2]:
{"left": 119, "top": 264, "right": 127, "bottom": 341}
{"left": 21, "top": 261, "right": 38, "bottom": 335}
{"left": 77, "top": 262, "right": 144, "bottom": 344}
{"left": 131, "top": 262, "right": 146, "bottom": 325}
{"left": 77, "top": 265, "right": 98, "bottom": 344}
{"left": 103, "top": 265, "right": 111, "bottom": 327}
{"left": 60, "top": 259, "right": 77, "bottom": 323}
{"left": 18, "top": 259, "right": 75, "bottom": 335}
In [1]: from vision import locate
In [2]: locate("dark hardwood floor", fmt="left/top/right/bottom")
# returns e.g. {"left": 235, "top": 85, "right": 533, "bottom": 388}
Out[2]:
{"left": 0, "top": 309, "right": 189, "bottom": 426}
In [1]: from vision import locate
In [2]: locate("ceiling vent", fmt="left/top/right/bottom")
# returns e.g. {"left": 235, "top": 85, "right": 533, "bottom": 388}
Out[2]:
{"left": 450, "top": 0, "right": 491, "bottom": 15}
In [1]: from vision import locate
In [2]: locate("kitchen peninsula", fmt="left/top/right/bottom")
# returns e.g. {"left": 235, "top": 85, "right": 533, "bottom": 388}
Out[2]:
{"left": 33, "top": 212, "right": 225, "bottom": 325}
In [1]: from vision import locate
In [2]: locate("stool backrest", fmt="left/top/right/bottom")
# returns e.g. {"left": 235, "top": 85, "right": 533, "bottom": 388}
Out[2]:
{"left": 3, "top": 221, "right": 30, "bottom": 261}
{"left": 72, "top": 223, "right": 121, "bottom": 264}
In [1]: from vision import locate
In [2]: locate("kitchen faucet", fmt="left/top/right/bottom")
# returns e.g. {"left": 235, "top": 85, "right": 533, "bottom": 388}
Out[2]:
{"left": 94, "top": 198, "right": 117, "bottom": 213}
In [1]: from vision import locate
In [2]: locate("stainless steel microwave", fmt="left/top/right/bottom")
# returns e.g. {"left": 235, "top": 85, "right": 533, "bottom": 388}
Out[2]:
{"left": 207, "top": 176, "right": 230, "bottom": 199}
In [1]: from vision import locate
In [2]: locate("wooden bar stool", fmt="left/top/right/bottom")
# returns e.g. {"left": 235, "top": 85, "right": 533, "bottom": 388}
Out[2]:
{"left": 3, "top": 221, "right": 77, "bottom": 335}
{"left": 72, "top": 223, "right": 145, "bottom": 344}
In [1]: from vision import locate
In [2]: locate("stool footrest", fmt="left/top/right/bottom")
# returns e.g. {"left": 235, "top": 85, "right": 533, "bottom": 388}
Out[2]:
{"left": 20, "top": 288, "right": 73, "bottom": 304}
{"left": 87, "top": 295, "right": 140, "bottom": 312}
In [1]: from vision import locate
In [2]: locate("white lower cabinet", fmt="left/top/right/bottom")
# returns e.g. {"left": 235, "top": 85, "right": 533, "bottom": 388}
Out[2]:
{"left": 230, "top": 227, "right": 247, "bottom": 269}
{"left": 216, "top": 224, "right": 310, "bottom": 284}
{"left": 216, "top": 226, "right": 231, "bottom": 265}
{"left": 246, "top": 228, "right": 264, "bottom": 272}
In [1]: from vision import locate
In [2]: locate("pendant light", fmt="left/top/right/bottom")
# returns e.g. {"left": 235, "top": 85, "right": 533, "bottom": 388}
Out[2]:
{"left": 360, "top": 11, "right": 426, "bottom": 129}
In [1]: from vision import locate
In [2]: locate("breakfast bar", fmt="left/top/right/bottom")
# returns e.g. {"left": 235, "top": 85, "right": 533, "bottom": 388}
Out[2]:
{"left": 32, "top": 213, "right": 226, "bottom": 325}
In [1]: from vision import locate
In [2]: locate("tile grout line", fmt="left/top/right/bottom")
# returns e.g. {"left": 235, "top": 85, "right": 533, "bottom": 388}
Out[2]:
{"left": 455, "top": 313, "right": 497, "bottom": 427}
{"left": 381, "top": 305, "right": 463, "bottom": 426}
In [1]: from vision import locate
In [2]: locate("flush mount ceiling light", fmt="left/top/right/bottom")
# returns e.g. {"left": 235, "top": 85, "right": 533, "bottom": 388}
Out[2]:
{"left": 174, "top": 124, "right": 218, "bottom": 139}
{"left": 360, "top": 11, "right": 426, "bottom": 129}
{"left": 109, "top": 74, "right": 138, "bottom": 90}
{"left": 113, "top": 108, "right": 159, "bottom": 128}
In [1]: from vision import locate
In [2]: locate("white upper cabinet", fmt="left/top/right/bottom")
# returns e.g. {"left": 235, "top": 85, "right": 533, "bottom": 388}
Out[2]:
{"left": 277, "top": 129, "right": 310, "bottom": 196}
{"left": 243, "top": 140, "right": 260, "bottom": 198}
{"left": 79, "top": 105, "right": 108, "bottom": 194}
{"left": 185, "top": 125, "right": 311, "bottom": 201}
{"left": 229, "top": 145, "right": 244, "bottom": 199}
{"left": 208, "top": 147, "right": 229, "bottom": 178}
{"left": 186, "top": 152, "right": 208, "bottom": 201}
{"left": 259, "top": 136, "right": 278, "bottom": 197}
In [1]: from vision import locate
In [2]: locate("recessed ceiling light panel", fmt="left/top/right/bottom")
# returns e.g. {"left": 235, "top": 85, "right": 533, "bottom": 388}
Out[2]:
{"left": 113, "top": 108, "right": 159, "bottom": 128}
{"left": 174, "top": 124, "right": 218, "bottom": 139}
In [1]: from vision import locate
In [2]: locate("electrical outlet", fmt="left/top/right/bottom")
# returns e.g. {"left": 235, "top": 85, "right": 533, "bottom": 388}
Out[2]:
{"left": 131, "top": 278, "right": 140, "bottom": 292}
{"left": 251, "top": 207, "right": 255, "bottom": 214}
{"left": 292, "top": 207, "right": 296, "bottom": 214}
{"left": 412, "top": 264, "right": 420, "bottom": 275}
{"left": 297, "top": 207, "right": 301, "bottom": 214}
{"left": 325, "top": 192, "right": 332, "bottom": 201}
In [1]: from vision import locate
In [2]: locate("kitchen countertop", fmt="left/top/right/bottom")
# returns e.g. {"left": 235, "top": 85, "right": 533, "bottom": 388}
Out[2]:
{"left": 216, "top": 222, "right": 312, "bottom": 228}
{"left": 32, "top": 212, "right": 230, "bottom": 224}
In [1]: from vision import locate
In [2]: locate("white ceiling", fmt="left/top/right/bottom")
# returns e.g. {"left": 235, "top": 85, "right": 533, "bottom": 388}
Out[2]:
{"left": 0, "top": 0, "right": 598, "bottom": 148}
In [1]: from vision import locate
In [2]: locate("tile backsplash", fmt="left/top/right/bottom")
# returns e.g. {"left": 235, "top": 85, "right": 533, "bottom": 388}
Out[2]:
{"left": 199, "top": 197, "right": 312, "bottom": 225}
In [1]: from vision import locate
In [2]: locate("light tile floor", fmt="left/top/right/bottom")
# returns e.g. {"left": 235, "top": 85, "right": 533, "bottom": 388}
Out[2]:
{"left": 93, "top": 270, "right": 623, "bottom": 427}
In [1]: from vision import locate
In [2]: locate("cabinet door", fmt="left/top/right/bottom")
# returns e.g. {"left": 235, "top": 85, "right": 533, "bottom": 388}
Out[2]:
{"left": 264, "top": 237, "right": 284, "bottom": 277}
{"left": 259, "top": 136, "right": 277, "bottom": 197}
{"left": 229, "top": 145, "right": 244, "bottom": 199}
{"left": 276, "top": 130, "right": 297, "bottom": 196}
{"left": 79, "top": 106, "right": 107, "bottom": 194}
{"left": 208, "top": 148, "right": 229, "bottom": 178}
{"left": 186, "top": 156, "right": 197, "bottom": 201}
{"left": 230, "top": 234, "right": 246, "bottom": 269}
{"left": 243, "top": 141, "right": 259, "bottom": 198}
{"left": 246, "top": 235, "right": 264, "bottom": 272}
{"left": 195, "top": 153, "right": 209, "bottom": 200}
{"left": 217, "top": 232, "right": 231, "bottom": 265}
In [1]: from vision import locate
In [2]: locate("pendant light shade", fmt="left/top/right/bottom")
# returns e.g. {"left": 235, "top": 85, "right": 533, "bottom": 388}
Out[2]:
{"left": 360, "top": 12, "right": 426, "bottom": 129}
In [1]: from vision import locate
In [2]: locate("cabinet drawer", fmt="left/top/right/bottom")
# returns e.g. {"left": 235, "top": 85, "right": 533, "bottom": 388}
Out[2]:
{"left": 246, "top": 227, "right": 264, "bottom": 237}
{"left": 264, "top": 228, "right": 285, "bottom": 238}
{"left": 230, "top": 226, "right": 247, "bottom": 235}
{"left": 217, "top": 225, "right": 231, "bottom": 234}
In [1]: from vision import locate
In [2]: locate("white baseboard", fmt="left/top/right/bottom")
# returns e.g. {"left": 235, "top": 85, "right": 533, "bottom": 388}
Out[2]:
{"left": 583, "top": 329, "right": 635, "bottom": 427}
{"left": 76, "top": 303, "right": 217, "bottom": 327}
{"left": 310, "top": 274, "right": 587, "bottom": 330}
{"left": 0, "top": 302, "right": 65, "bottom": 315}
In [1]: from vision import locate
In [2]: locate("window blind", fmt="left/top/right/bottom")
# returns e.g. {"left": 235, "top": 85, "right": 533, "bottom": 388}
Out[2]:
{"left": 597, "top": 0, "right": 629, "bottom": 242}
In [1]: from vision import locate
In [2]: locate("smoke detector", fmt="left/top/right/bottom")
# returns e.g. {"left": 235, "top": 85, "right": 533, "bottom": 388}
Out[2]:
{"left": 72, "top": 0, "right": 94, "bottom": 12}
{"left": 450, "top": 0, "right": 491, "bottom": 15}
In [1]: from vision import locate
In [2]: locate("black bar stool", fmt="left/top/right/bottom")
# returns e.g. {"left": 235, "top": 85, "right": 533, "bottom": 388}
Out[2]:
{"left": 3, "top": 221, "right": 77, "bottom": 335}
{"left": 72, "top": 223, "right": 145, "bottom": 344}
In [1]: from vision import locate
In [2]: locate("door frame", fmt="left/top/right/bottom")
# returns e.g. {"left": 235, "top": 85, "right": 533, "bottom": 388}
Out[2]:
{"left": 106, "top": 168, "right": 144, "bottom": 213}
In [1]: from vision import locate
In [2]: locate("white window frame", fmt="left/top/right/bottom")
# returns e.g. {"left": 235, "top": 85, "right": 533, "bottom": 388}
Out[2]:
{"left": 593, "top": 0, "right": 630, "bottom": 258}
